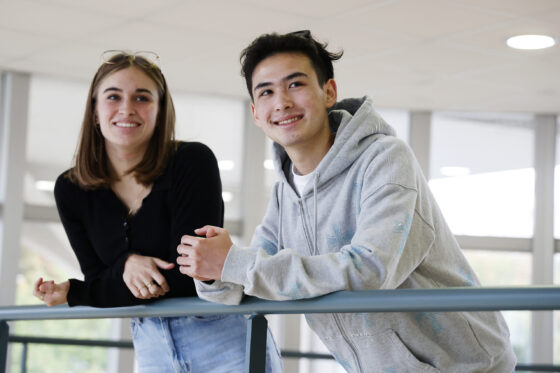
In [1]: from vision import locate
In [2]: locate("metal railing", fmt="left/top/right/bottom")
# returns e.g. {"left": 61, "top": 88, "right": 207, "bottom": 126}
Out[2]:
{"left": 1, "top": 286, "right": 560, "bottom": 372}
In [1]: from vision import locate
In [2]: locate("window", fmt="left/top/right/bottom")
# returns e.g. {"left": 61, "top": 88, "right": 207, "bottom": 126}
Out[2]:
{"left": 554, "top": 117, "right": 560, "bottom": 238}
{"left": 173, "top": 93, "right": 245, "bottom": 220}
{"left": 429, "top": 112, "right": 535, "bottom": 238}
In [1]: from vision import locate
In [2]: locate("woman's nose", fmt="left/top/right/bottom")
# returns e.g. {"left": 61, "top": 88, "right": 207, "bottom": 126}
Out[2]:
{"left": 118, "top": 98, "right": 135, "bottom": 115}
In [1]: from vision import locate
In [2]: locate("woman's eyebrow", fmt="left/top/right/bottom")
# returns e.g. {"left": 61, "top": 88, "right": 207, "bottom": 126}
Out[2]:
{"left": 102, "top": 87, "right": 154, "bottom": 96}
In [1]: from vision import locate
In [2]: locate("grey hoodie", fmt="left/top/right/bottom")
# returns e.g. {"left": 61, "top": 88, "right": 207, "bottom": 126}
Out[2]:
{"left": 196, "top": 96, "right": 516, "bottom": 372}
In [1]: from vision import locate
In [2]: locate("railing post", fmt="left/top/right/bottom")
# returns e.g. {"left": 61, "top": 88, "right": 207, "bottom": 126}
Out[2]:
{"left": 20, "top": 342, "right": 27, "bottom": 373}
{"left": 245, "top": 314, "right": 267, "bottom": 373}
{"left": 0, "top": 321, "right": 8, "bottom": 373}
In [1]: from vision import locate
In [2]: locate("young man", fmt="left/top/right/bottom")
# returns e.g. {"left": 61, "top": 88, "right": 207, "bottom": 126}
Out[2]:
{"left": 177, "top": 31, "right": 517, "bottom": 372}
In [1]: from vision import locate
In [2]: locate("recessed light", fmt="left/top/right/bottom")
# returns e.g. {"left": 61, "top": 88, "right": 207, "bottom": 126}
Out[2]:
{"left": 218, "top": 160, "right": 234, "bottom": 171}
{"left": 35, "top": 180, "right": 55, "bottom": 192}
{"left": 506, "top": 34, "right": 556, "bottom": 50}
{"left": 222, "top": 191, "right": 233, "bottom": 203}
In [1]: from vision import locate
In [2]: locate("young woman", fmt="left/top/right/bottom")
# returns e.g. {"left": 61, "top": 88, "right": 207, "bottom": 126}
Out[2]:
{"left": 33, "top": 51, "right": 282, "bottom": 373}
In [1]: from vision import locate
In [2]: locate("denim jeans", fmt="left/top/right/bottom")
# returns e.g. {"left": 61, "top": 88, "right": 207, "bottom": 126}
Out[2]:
{"left": 131, "top": 314, "right": 283, "bottom": 373}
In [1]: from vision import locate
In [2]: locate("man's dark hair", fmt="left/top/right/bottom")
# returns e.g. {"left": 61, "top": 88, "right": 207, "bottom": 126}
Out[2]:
{"left": 240, "top": 30, "right": 343, "bottom": 100}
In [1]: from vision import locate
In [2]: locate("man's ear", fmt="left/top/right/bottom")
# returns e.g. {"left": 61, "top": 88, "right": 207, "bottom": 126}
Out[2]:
{"left": 250, "top": 102, "right": 261, "bottom": 127}
{"left": 324, "top": 79, "right": 337, "bottom": 109}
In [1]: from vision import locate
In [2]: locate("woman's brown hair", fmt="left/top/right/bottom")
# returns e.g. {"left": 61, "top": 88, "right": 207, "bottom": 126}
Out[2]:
{"left": 68, "top": 52, "right": 176, "bottom": 189}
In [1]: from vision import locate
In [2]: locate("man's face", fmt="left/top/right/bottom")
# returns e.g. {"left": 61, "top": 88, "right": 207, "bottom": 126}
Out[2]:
{"left": 250, "top": 53, "right": 337, "bottom": 151}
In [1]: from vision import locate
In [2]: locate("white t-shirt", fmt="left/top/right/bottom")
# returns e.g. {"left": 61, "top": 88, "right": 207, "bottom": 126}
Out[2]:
{"left": 291, "top": 164, "right": 315, "bottom": 197}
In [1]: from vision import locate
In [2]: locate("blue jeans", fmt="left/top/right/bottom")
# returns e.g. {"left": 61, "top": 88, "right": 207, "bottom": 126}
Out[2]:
{"left": 131, "top": 314, "right": 283, "bottom": 373}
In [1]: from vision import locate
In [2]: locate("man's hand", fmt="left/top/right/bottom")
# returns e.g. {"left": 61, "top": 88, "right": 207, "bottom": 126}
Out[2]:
{"left": 177, "top": 225, "right": 233, "bottom": 281}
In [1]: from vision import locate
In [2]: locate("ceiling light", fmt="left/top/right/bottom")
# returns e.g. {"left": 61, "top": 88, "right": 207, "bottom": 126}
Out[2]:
{"left": 35, "top": 180, "right": 55, "bottom": 192}
{"left": 218, "top": 160, "right": 234, "bottom": 171}
{"left": 506, "top": 34, "right": 556, "bottom": 50}
{"left": 440, "top": 167, "right": 471, "bottom": 177}
{"left": 222, "top": 191, "right": 233, "bottom": 203}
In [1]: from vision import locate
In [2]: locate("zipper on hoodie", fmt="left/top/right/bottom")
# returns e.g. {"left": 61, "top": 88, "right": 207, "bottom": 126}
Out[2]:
{"left": 298, "top": 200, "right": 315, "bottom": 256}
{"left": 333, "top": 313, "right": 364, "bottom": 372}
{"left": 298, "top": 199, "right": 363, "bottom": 371}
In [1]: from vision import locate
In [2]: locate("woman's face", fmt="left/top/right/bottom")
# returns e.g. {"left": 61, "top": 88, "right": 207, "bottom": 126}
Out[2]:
{"left": 95, "top": 66, "right": 160, "bottom": 154}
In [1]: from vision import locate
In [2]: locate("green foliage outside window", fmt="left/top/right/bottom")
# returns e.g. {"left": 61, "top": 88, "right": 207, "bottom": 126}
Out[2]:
{"left": 10, "top": 246, "right": 112, "bottom": 373}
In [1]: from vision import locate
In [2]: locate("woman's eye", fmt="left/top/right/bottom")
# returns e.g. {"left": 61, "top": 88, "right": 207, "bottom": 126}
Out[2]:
{"left": 107, "top": 94, "right": 120, "bottom": 101}
{"left": 136, "top": 96, "right": 150, "bottom": 102}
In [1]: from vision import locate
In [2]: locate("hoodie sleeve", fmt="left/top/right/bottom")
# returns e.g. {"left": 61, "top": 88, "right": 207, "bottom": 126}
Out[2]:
{"left": 194, "top": 183, "right": 283, "bottom": 305}
{"left": 220, "top": 142, "right": 436, "bottom": 301}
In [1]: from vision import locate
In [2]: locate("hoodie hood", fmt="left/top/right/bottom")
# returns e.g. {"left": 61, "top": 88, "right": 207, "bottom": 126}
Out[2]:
{"left": 272, "top": 96, "right": 395, "bottom": 190}
{"left": 270, "top": 96, "right": 397, "bottom": 254}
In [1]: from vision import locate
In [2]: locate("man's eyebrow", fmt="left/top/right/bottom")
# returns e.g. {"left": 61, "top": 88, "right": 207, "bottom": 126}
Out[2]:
{"left": 253, "top": 72, "right": 309, "bottom": 93}
{"left": 284, "top": 72, "right": 308, "bottom": 81}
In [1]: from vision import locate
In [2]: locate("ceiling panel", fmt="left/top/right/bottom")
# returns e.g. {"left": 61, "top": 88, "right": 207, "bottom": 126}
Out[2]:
{"left": 0, "top": 27, "right": 61, "bottom": 59}
{"left": 149, "top": 0, "right": 309, "bottom": 41}
{"left": 238, "top": 0, "right": 385, "bottom": 19}
{"left": 450, "top": 0, "right": 560, "bottom": 17}
{"left": 331, "top": 0, "right": 515, "bottom": 40}
{"left": 31, "top": 0, "right": 183, "bottom": 18}
{"left": 0, "top": 0, "right": 557, "bottom": 113}
{"left": 0, "top": 0, "right": 123, "bottom": 40}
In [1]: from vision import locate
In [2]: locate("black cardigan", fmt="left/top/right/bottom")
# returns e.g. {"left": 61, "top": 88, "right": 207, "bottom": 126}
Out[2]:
{"left": 54, "top": 142, "right": 224, "bottom": 307}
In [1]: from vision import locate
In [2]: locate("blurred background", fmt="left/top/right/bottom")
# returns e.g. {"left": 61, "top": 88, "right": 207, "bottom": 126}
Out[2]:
{"left": 0, "top": 0, "right": 559, "bottom": 372}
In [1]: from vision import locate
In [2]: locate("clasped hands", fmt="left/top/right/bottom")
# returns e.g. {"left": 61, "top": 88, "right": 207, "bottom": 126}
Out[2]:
{"left": 33, "top": 225, "right": 230, "bottom": 306}
{"left": 176, "top": 225, "right": 232, "bottom": 281}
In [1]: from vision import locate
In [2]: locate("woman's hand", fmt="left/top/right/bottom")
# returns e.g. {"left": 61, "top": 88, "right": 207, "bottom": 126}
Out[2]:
{"left": 33, "top": 278, "right": 69, "bottom": 307}
{"left": 123, "top": 254, "right": 174, "bottom": 299}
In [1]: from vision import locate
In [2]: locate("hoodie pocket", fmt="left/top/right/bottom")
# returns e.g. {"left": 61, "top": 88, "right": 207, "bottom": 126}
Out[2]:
{"left": 382, "top": 329, "right": 440, "bottom": 372}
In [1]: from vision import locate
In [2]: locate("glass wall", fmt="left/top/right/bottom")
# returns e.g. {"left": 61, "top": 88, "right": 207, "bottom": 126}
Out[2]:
{"left": 429, "top": 112, "right": 535, "bottom": 238}
{"left": 429, "top": 112, "right": 537, "bottom": 362}
{"left": 555, "top": 116, "right": 560, "bottom": 239}
{"left": 554, "top": 116, "right": 560, "bottom": 363}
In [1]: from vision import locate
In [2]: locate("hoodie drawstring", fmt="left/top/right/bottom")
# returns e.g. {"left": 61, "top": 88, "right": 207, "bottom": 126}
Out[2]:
{"left": 313, "top": 173, "right": 319, "bottom": 255}
{"left": 278, "top": 182, "right": 284, "bottom": 252}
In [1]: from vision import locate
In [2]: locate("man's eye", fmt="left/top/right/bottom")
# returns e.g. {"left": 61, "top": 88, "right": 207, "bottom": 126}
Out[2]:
{"left": 260, "top": 89, "right": 272, "bottom": 97}
{"left": 289, "top": 81, "right": 303, "bottom": 88}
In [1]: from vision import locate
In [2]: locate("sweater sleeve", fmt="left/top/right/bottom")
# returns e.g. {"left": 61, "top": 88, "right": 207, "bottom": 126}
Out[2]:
{"left": 54, "top": 174, "right": 141, "bottom": 307}
{"left": 166, "top": 142, "right": 225, "bottom": 295}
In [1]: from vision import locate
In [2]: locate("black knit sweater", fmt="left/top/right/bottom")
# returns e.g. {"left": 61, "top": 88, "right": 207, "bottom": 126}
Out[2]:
{"left": 54, "top": 142, "right": 223, "bottom": 307}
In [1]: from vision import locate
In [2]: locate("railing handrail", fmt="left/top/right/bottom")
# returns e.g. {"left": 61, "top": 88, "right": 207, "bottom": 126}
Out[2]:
{"left": 1, "top": 286, "right": 559, "bottom": 321}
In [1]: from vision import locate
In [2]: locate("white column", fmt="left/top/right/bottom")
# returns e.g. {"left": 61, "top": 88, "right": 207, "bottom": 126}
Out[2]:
{"left": 240, "top": 100, "right": 267, "bottom": 245}
{"left": 107, "top": 318, "right": 135, "bottom": 373}
{"left": 532, "top": 114, "right": 556, "bottom": 364}
{"left": 0, "top": 71, "right": 30, "bottom": 306}
{"left": 409, "top": 111, "right": 432, "bottom": 180}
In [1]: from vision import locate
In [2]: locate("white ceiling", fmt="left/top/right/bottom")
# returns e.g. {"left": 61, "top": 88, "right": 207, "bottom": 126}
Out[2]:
{"left": 1, "top": 0, "right": 559, "bottom": 114}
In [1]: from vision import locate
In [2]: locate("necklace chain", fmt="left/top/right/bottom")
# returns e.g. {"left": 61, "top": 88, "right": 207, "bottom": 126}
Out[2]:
{"left": 129, "top": 183, "right": 147, "bottom": 215}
